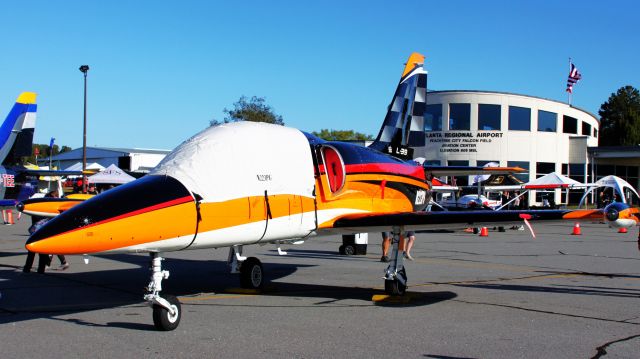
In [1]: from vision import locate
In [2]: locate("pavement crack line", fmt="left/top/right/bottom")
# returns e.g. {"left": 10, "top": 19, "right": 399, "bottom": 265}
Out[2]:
{"left": 452, "top": 299, "right": 639, "bottom": 326}
{"left": 591, "top": 333, "right": 640, "bottom": 359}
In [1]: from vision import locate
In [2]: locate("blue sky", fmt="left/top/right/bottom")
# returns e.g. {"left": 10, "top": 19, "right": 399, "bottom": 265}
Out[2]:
{"left": 1, "top": 1, "right": 638, "bottom": 150}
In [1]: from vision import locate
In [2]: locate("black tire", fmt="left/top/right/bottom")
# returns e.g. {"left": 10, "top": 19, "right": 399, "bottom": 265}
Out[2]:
{"left": 343, "top": 245, "right": 355, "bottom": 256}
{"left": 338, "top": 245, "right": 345, "bottom": 255}
{"left": 240, "top": 257, "right": 264, "bottom": 289}
{"left": 384, "top": 268, "right": 407, "bottom": 296}
{"left": 152, "top": 294, "right": 181, "bottom": 331}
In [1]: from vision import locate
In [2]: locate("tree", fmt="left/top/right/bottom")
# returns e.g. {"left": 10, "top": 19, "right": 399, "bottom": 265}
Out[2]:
{"left": 598, "top": 85, "right": 640, "bottom": 146}
{"left": 26, "top": 143, "right": 72, "bottom": 164}
{"left": 210, "top": 96, "right": 284, "bottom": 126}
{"left": 312, "top": 129, "right": 374, "bottom": 141}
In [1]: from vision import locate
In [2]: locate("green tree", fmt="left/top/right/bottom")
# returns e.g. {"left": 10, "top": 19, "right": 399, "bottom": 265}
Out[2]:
{"left": 598, "top": 85, "right": 640, "bottom": 146}
{"left": 26, "top": 143, "right": 72, "bottom": 164}
{"left": 210, "top": 96, "right": 284, "bottom": 126}
{"left": 312, "top": 129, "right": 374, "bottom": 141}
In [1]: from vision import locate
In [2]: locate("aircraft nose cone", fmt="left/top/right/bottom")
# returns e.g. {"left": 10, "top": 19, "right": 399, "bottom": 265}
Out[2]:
{"left": 605, "top": 206, "right": 619, "bottom": 222}
{"left": 26, "top": 175, "right": 195, "bottom": 254}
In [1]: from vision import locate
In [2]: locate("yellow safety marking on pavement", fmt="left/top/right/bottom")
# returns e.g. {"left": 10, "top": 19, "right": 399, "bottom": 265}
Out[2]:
{"left": 371, "top": 292, "right": 423, "bottom": 303}
{"left": 224, "top": 288, "right": 262, "bottom": 295}
{"left": 180, "top": 294, "right": 256, "bottom": 302}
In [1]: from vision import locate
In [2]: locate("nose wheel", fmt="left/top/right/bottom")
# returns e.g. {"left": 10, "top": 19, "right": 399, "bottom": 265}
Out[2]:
{"left": 152, "top": 294, "right": 181, "bottom": 331}
{"left": 145, "top": 252, "right": 181, "bottom": 331}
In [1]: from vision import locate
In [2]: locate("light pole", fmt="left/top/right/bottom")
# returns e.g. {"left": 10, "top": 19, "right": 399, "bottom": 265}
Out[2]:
{"left": 79, "top": 65, "right": 89, "bottom": 193}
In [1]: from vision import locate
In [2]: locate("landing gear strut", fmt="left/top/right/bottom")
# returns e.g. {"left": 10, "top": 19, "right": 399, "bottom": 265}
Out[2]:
{"left": 144, "top": 252, "right": 181, "bottom": 331}
{"left": 228, "top": 245, "right": 264, "bottom": 289}
{"left": 384, "top": 226, "right": 407, "bottom": 295}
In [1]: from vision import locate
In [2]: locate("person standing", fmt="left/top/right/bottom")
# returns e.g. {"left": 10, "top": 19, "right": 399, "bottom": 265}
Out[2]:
{"left": 380, "top": 232, "right": 391, "bottom": 262}
{"left": 404, "top": 231, "right": 416, "bottom": 261}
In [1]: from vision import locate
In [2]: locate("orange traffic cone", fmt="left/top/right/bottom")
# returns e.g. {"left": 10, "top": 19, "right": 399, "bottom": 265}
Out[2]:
{"left": 5, "top": 210, "right": 13, "bottom": 225}
{"left": 571, "top": 222, "right": 581, "bottom": 235}
{"left": 479, "top": 227, "right": 489, "bottom": 237}
{"left": 618, "top": 227, "right": 628, "bottom": 233}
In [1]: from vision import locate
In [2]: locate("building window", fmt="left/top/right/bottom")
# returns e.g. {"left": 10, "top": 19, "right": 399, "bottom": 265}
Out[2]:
{"left": 424, "top": 160, "right": 441, "bottom": 166}
{"left": 478, "top": 104, "right": 501, "bottom": 130}
{"left": 508, "top": 106, "right": 531, "bottom": 131}
{"left": 536, "top": 162, "right": 555, "bottom": 177}
{"left": 582, "top": 121, "right": 591, "bottom": 136}
{"left": 425, "top": 104, "right": 442, "bottom": 131}
{"left": 448, "top": 160, "right": 469, "bottom": 166}
{"left": 563, "top": 115, "right": 578, "bottom": 134}
{"left": 448, "top": 160, "right": 469, "bottom": 186}
{"left": 594, "top": 128, "right": 598, "bottom": 138}
{"left": 508, "top": 161, "right": 530, "bottom": 183}
{"left": 537, "top": 110, "right": 557, "bottom": 132}
{"left": 449, "top": 103, "right": 470, "bottom": 130}
{"left": 477, "top": 160, "right": 499, "bottom": 167}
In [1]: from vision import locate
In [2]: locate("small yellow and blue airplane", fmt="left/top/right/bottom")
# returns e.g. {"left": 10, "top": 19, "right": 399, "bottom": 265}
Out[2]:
{"left": 0, "top": 93, "right": 87, "bottom": 208}
{"left": 25, "top": 53, "right": 639, "bottom": 331}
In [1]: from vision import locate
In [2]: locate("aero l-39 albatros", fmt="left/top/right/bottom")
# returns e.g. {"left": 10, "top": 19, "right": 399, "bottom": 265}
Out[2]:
{"left": 25, "top": 53, "right": 639, "bottom": 330}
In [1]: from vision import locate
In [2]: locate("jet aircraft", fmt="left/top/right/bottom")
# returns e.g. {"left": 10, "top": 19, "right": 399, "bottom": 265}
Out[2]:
{"left": 25, "top": 53, "right": 639, "bottom": 331}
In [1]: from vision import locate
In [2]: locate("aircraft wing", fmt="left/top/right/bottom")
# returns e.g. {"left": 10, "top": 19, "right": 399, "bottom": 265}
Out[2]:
{"left": 331, "top": 209, "right": 603, "bottom": 233}
{"left": 424, "top": 166, "right": 526, "bottom": 177}
{"left": 22, "top": 169, "right": 93, "bottom": 176}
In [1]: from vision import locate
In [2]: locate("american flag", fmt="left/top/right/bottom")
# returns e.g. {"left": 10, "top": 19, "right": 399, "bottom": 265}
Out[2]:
{"left": 566, "top": 62, "right": 582, "bottom": 93}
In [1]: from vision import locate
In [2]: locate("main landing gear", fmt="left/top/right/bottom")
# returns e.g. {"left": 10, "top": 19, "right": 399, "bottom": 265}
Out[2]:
{"left": 384, "top": 226, "right": 408, "bottom": 296}
{"left": 144, "top": 252, "right": 181, "bottom": 331}
{"left": 228, "top": 245, "right": 264, "bottom": 289}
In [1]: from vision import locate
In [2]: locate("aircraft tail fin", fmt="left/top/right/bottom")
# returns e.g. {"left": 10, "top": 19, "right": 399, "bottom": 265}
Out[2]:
{"left": 369, "top": 53, "right": 427, "bottom": 157}
{"left": 0, "top": 92, "right": 37, "bottom": 165}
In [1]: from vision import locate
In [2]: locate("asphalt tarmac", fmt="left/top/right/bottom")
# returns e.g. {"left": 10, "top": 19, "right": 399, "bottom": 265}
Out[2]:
{"left": 1, "top": 216, "right": 639, "bottom": 358}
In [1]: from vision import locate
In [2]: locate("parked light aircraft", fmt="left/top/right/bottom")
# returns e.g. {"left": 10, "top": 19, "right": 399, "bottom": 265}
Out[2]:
{"left": 26, "top": 53, "right": 639, "bottom": 331}
{"left": 17, "top": 193, "right": 94, "bottom": 218}
{"left": 0, "top": 93, "right": 88, "bottom": 209}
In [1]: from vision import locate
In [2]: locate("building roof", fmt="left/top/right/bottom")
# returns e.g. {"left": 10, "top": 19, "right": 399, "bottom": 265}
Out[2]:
{"left": 45, "top": 147, "right": 171, "bottom": 161}
{"left": 427, "top": 90, "right": 599, "bottom": 122}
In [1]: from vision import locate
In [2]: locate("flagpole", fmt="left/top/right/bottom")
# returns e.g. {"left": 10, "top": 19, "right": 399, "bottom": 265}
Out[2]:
{"left": 567, "top": 58, "right": 572, "bottom": 106}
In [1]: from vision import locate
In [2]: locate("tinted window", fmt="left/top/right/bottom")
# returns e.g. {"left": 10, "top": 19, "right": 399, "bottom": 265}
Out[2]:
{"left": 449, "top": 103, "right": 470, "bottom": 130}
{"left": 448, "top": 160, "right": 469, "bottom": 166}
{"left": 563, "top": 115, "right": 578, "bottom": 134}
{"left": 448, "top": 160, "right": 469, "bottom": 186}
{"left": 536, "top": 162, "right": 555, "bottom": 177}
{"left": 478, "top": 104, "right": 501, "bottom": 130}
{"left": 425, "top": 104, "right": 442, "bottom": 131}
{"left": 582, "top": 121, "right": 591, "bottom": 136}
{"left": 508, "top": 106, "right": 531, "bottom": 131}
{"left": 537, "top": 110, "right": 557, "bottom": 132}
{"left": 594, "top": 128, "right": 598, "bottom": 138}
{"left": 568, "top": 163, "right": 585, "bottom": 183}
{"left": 508, "top": 161, "right": 530, "bottom": 183}
{"left": 477, "top": 160, "right": 499, "bottom": 167}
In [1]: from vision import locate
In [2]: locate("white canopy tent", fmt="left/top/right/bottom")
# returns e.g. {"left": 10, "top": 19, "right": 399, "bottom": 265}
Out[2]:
{"left": 63, "top": 162, "right": 105, "bottom": 172}
{"left": 88, "top": 164, "right": 136, "bottom": 184}
{"left": 523, "top": 172, "right": 585, "bottom": 189}
{"left": 579, "top": 175, "right": 640, "bottom": 206}
{"left": 496, "top": 172, "right": 586, "bottom": 210}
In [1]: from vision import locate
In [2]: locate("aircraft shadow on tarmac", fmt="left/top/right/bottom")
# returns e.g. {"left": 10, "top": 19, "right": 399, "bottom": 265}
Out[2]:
{"left": 453, "top": 270, "right": 640, "bottom": 299}
{"left": 0, "top": 253, "right": 456, "bottom": 330}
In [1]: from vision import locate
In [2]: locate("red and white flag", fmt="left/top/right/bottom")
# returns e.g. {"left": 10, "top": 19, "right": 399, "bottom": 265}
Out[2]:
{"left": 566, "top": 62, "right": 582, "bottom": 93}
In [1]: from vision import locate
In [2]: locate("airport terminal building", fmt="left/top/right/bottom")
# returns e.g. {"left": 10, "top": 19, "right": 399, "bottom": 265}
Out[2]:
{"left": 417, "top": 90, "right": 606, "bottom": 205}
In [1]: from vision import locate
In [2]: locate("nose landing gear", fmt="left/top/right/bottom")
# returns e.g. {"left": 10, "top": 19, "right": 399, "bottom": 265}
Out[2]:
{"left": 144, "top": 252, "right": 181, "bottom": 331}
